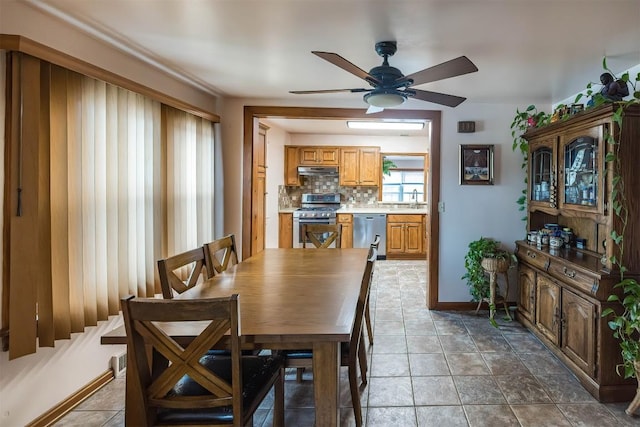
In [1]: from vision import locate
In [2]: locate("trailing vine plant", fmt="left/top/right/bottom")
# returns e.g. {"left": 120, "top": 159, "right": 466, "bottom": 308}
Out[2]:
{"left": 596, "top": 58, "right": 640, "bottom": 388}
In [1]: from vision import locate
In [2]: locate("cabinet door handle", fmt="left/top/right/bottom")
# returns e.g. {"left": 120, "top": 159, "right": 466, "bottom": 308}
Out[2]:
{"left": 562, "top": 266, "right": 576, "bottom": 278}
{"left": 526, "top": 250, "right": 536, "bottom": 259}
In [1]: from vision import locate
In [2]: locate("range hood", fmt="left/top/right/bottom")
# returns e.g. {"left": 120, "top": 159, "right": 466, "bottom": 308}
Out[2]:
{"left": 297, "top": 166, "right": 339, "bottom": 176}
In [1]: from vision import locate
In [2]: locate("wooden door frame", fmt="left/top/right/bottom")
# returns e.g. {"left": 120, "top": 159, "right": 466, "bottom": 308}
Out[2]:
{"left": 242, "top": 106, "right": 441, "bottom": 308}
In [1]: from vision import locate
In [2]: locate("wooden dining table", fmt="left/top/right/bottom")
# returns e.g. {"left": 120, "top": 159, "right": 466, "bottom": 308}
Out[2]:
{"left": 101, "top": 247, "right": 370, "bottom": 427}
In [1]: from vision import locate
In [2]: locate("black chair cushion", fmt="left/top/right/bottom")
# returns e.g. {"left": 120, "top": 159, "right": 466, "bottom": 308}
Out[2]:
{"left": 156, "top": 354, "right": 283, "bottom": 424}
{"left": 282, "top": 349, "right": 312, "bottom": 359}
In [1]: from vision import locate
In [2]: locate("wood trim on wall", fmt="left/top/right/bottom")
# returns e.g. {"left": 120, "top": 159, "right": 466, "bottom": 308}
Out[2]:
{"left": 26, "top": 370, "right": 114, "bottom": 427}
{"left": 0, "top": 34, "right": 220, "bottom": 122}
{"left": 242, "top": 106, "right": 441, "bottom": 308}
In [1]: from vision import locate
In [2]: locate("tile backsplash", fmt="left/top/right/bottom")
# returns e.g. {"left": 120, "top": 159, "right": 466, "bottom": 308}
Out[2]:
{"left": 278, "top": 176, "right": 379, "bottom": 208}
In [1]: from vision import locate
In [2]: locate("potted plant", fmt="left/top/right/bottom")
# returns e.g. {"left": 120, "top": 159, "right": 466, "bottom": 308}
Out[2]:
{"left": 382, "top": 156, "right": 397, "bottom": 176}
{"left": 463, "top": 237, "right": 516, "bottom": 326}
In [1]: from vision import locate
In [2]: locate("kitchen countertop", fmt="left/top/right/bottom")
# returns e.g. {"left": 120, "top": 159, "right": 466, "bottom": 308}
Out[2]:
{"left": 278, "top": 205, "right": 428, "bottom": 214}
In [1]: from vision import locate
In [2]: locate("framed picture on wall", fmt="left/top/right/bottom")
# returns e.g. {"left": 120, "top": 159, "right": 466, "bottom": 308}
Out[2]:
{"left": 460, "top": 144, "right": 494, "bottom": 185}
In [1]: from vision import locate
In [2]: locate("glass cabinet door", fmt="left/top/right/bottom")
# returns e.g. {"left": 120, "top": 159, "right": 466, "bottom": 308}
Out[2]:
{"left": 561, "top": 129, "right": 601, "bottom": 212}
{"left": 531, "top": 147, "right": 554, "bottom": 204}
{"left": 528, "top": 138, "right": 556, "bottom": 209}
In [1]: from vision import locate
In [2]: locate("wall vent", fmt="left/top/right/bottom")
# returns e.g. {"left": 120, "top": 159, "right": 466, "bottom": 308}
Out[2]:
{"left": 111, "top": 352, "right": 127, "bottom": 377}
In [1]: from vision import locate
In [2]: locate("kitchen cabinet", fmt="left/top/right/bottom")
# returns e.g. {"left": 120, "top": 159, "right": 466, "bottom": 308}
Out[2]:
{"left": 339, "top": 147, "right": 380, "bottom": 186}
{"left": 298, "top": 146, "right": 340, "bottom": 165}
{"left": 338, "top": 214, "right": 353, "bottom": 248}
{"left": 278, "top": 213, "right": 293, "bottom": 248}
{"left": 515, "top": 104, "right": 640, "bottom": 402}
{"left": 284, "top": 146, "right": 300, "bottom": 186}
{"left": 386, "top": 214, "right": 424, "bottom": 259}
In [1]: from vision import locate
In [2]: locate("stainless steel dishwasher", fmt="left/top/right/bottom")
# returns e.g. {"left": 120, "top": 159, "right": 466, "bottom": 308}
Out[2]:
{"left": 353, "top": 213, "right": 386, "bottom": 257}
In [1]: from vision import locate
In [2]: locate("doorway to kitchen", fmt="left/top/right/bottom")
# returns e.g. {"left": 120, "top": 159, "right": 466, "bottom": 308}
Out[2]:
{"left": 243, "top": 107, "right": 441, "bottom": 308}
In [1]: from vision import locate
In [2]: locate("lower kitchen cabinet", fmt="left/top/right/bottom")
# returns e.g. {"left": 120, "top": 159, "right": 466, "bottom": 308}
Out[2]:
{"left": 338, "top": 214, "right": 353, "bottom": 248}
{"left": 386, "top": 214, "right": 425, "bottom": 259}
{"left": 278, "top": 213, "right": 293, "bottom": 248}
{"left": 515, "top": 241, "right": 634, "bottom": 402}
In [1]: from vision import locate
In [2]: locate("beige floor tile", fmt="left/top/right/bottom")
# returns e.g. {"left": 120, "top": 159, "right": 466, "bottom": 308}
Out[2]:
{"left": 453, "top": 375, "right": 506, "bottom": 405}
{"left": 409, "top": 353, "right": 451, "bottom": 376}
{"left": 366, "top": 407, "right": 417, "bottom": 426}
{"left": 510, "top": 404, "right": 571, "bottom": 426}
{"left": 557, "top": 402, "right": 624, "bottom": 426}
{"left": 445, "top": 352, "right": 491, "bottom": 376}
{"left": 416, "top": 405, "right": 468, "bottom": 426}
{"left": 367, "top": 376, "right": 414, "bottom": 407}
{"left": 412, "top": 376, "right": 460, "bottom": 405}
{"left": 464, "top": 404, "right": 520, "bottom": 426}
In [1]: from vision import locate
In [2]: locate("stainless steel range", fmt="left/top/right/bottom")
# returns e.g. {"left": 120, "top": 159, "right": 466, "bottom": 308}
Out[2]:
{"left": 292, "top": 193, "right": 341, "bottom": 248}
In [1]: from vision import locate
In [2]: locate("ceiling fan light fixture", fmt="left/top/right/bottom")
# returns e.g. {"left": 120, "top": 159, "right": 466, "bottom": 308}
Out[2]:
{"left": 364, "top": 90, "right": 406, "bottom": 108}
{"left": 347, "top": 121, "right": 424, "bottom": 130}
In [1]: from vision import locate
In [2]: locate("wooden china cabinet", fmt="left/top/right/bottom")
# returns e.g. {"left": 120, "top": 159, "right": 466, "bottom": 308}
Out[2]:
{"left": 516, "top": 104, "right": 640, "bottom": 402}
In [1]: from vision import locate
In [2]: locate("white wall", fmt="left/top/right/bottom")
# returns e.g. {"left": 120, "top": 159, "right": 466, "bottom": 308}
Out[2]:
{"left": 262, "top": 122, "right": 290, "bottom": 249}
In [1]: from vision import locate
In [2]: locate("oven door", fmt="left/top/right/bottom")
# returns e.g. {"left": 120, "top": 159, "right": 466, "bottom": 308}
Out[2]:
{"left": 293, "top": 217, "right": 337, "bottom": 248}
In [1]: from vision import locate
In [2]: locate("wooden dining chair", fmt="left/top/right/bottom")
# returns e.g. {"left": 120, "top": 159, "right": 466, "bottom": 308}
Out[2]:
{"left": 157, "top": 247, "right": 208, "bottom": 299}
{"left": 364, "top": 234, "right": 380, "bottom": 346}
{"left": 120, "top": 294, "right": 284, "bottom": 427}
{"left": 282, "top": 246, "right": 377, "bottom": 427}
{"left": 302, "top": 223, "right": 342, "bottom": 248}
{"left": 204, "top": 234, "right": 239, "bottom": 276}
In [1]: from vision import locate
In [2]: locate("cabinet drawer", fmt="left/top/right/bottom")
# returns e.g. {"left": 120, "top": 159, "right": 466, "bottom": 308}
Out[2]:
{"left": 337, "top": 214, "right": 352, "bottom": 224}
{"left": 518, "top": 246, "right": 550, "bottom": 271}
{"left": 387, "top": 214, "right": 423, "bottom": 223}
{"left": 547, "top": 260, "right": 598, "bottom": 295}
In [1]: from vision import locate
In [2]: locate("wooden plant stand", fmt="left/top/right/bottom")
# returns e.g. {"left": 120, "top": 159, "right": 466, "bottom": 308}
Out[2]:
{"left": 475, "top": 257, "right": 512, "bottom": 323}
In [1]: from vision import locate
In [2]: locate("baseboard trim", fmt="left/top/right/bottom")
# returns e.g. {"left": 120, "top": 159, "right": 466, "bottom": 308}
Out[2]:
{"left": 432, "top": 301, "right": 516, "bottom": 311}
{"left": 27, "top": 370, "right": 114, "bottom": 427}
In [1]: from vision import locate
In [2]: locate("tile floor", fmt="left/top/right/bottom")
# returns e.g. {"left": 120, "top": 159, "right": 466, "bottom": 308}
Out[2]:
{"left": 53, "top": 260, "right": 638, "bottom": 426}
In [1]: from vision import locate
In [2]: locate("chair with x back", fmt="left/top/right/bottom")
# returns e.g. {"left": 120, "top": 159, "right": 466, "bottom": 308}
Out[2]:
{"left": 121, "top": 294, "right": 284, "bottom": 427}
{"left": 282, "top": 246, "right": 376, "bottom": 427}
{"left": 157, "top": 247, "right": 209, "bottom": 299}
{"left": 302, "top": 223, "right": 342, "bottom": 248}
{"left": 204, "top": 234, "right": 239, "bottom": 276}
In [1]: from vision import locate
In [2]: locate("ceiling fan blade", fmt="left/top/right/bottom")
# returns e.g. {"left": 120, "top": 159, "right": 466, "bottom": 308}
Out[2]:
{"left": 410, "top": 89, "right": 467, "bottom": 107}
{"left": 402, "top": 56, "right": 478, "bottom": 86}
{"left": 366, "top": 105, "right": 385, "bottom": 114}
{"left": 290, "top": 88, "right": 370, "bottom": 94}
{"left": 312, "top": 51, "right": 381, "bottom": 85}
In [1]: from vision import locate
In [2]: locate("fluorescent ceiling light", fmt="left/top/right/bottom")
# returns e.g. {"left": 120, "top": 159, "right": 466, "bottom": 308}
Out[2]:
{"left": 347, "top": 121, "right": 425, "bottom": 131}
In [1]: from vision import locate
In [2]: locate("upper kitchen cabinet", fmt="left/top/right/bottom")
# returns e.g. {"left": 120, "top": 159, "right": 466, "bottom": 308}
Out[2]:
{"left": 298, "top": 146, "right": 340, "bottom": 165}
{"left": 284, "top": 146, "right": 301, "bottom": 186}
{"left": 340, "top": 147, "right": 380, "bottom": 186}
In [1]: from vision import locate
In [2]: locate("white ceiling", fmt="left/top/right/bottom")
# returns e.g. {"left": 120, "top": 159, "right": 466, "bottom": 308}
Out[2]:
{"left": 12, "top": 0, "right": 640, "bottom": 135}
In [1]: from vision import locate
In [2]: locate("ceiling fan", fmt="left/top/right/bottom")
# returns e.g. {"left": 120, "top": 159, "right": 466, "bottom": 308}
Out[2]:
{"left": 290, "top": 41, "right": 478, "bottom": 113}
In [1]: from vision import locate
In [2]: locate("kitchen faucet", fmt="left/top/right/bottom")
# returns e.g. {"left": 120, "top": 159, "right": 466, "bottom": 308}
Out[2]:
{"left": 411, "top": 189, "right": 418, "bottom": 208}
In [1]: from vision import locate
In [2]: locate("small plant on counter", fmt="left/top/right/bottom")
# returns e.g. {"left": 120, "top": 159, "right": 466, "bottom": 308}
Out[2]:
{"left": 382, "top": 157, "right": 397, "bottom": 176}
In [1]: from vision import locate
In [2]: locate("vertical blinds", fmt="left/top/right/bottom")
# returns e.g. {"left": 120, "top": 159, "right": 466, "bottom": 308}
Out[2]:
{"left": 5, "top": 54, "right": 217, "bottom": 358}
